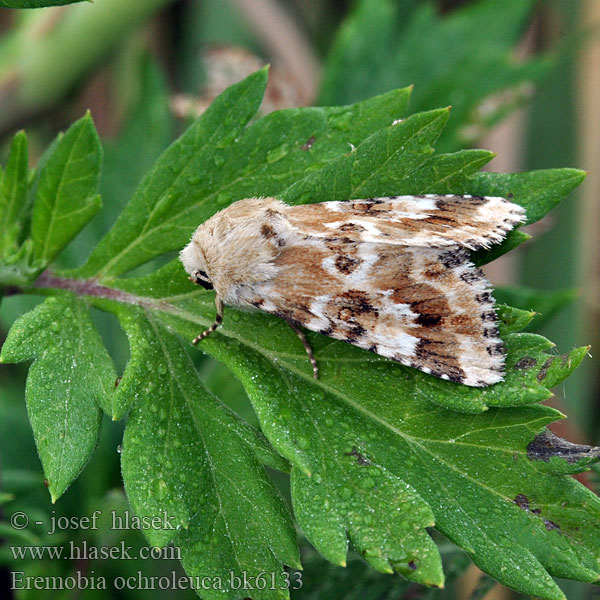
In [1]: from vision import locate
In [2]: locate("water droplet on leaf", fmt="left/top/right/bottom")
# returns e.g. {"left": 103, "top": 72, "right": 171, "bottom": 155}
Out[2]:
{"left": 338, "top": 487, "right": 353, "bottom": 500}
{"left": 266, "top": 144, "right": 289, "bottom": 163}
{"left": 216, "top": 192, "right": 232, "bottom": 206}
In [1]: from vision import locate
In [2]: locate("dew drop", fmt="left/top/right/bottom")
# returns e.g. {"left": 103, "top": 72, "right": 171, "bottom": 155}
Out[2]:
{"left": 216, "top": 192, "right": 232, "bottom": 206}
{"left": 188, "top": 174, "right": 202, "bottom": 185}
{"left": 157, "top": 480, "right": 168, "bottom": 501}
{"left": 266, "top": 144, "right": 289, "bottom": 163}
{"left": 296, "top": 437, "right": 310, "bottom": 450}
{"left": 279, "top": 407, "right": 292, "bottom": 421}
{"left": 338, "top": 486, "right": 353, "bottom": 500}
{"left": 328, "top": 111, "right": 353, "bottom": 131}
{"left": 360, "top": 477, "right": 375, "bottom": 489}
{"left": 219, "top": 129, "right": 238, "bottom": 146}
{"left": 213, "top": 154, "right": 225, "bottom": 167}
{"left": 49, "top": 321, "right": 60, "bottom": 333}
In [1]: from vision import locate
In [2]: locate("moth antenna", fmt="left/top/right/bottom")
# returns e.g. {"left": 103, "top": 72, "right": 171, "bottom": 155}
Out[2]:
{"left": 285, "top": 320, "right": 319, "bottom": 379}
{"left": 192, "top": 296, "right": 224, "bottom": 345}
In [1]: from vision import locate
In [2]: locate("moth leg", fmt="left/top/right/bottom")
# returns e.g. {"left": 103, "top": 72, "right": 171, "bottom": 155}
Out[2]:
{"left": 192, "top": 296, "right": 224, "bottom": 345}
{"left": 285, "top": 320, "right": 319, "bottom": 379}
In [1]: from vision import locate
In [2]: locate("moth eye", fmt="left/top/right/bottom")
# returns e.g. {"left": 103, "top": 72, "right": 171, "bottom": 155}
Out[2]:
{"left": 194, "top": 270, "right": 214, "bottom": 291}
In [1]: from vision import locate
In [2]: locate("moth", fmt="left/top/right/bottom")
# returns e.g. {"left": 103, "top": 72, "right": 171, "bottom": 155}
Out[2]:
{"left": 180, "top": 195, "right": 526, "bottom": 386}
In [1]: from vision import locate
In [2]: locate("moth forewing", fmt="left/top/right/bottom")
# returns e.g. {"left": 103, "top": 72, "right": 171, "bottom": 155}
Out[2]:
{"left": 180, "top": 195, "right": 526, "bottom": 386}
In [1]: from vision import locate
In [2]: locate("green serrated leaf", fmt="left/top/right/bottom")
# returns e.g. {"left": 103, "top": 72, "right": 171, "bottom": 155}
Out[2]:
{"left": 87, "top": 263, "right": 597, "bottom": 597}
{"left": 496, "top": 334, "right": 588, "bottom": 405}
{"left": 7, "top": 73, "right": 597, "bottom": 600}
{"left": 291, "top": 459, "right": 441, "bottom": 585}
{"left": 496, "top": 304, "right": 536, "bottom": 335}
{"left": 0, "top": 131, "right": 29, "bottom": 258}
{"left": 197, "top": 333, "right": 599, "bottom": 599}
{"left": 31, "top": 112, "right": 102, "bottom": 266}
{"left": 410, "top": 149, "right": 496, "bottom": 192}
{"left": 115, "top": 306, "right": 298, "bottom": 599}
{"left": 470, "top": 168, "right": 586, "bottom": 225}
{"left": 283, "top": 108, "right": 449, "bottom": 204}
{"left": 318, "top": 0, "right": 551, "bottom": 152}
{"left": 0, "top": 294, "right": 115, "bottom": 501}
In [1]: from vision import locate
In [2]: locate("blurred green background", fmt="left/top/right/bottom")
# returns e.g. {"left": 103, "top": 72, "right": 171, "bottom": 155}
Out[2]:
{"left": 0, "top": 0, "right": 598, "bottom": 598}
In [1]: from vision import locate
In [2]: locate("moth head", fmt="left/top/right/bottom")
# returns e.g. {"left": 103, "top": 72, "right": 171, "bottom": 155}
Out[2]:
{"left": 180, "top": 238, "right": 214, "bottom": 290}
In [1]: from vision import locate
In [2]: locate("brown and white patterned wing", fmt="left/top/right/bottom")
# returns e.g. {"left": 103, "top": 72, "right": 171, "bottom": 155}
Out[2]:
{"left": 242, "top": 236, "right": 505, "bottom": 387}
{"left": 283, "top": 195, "right": 525, "bottom": 250}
